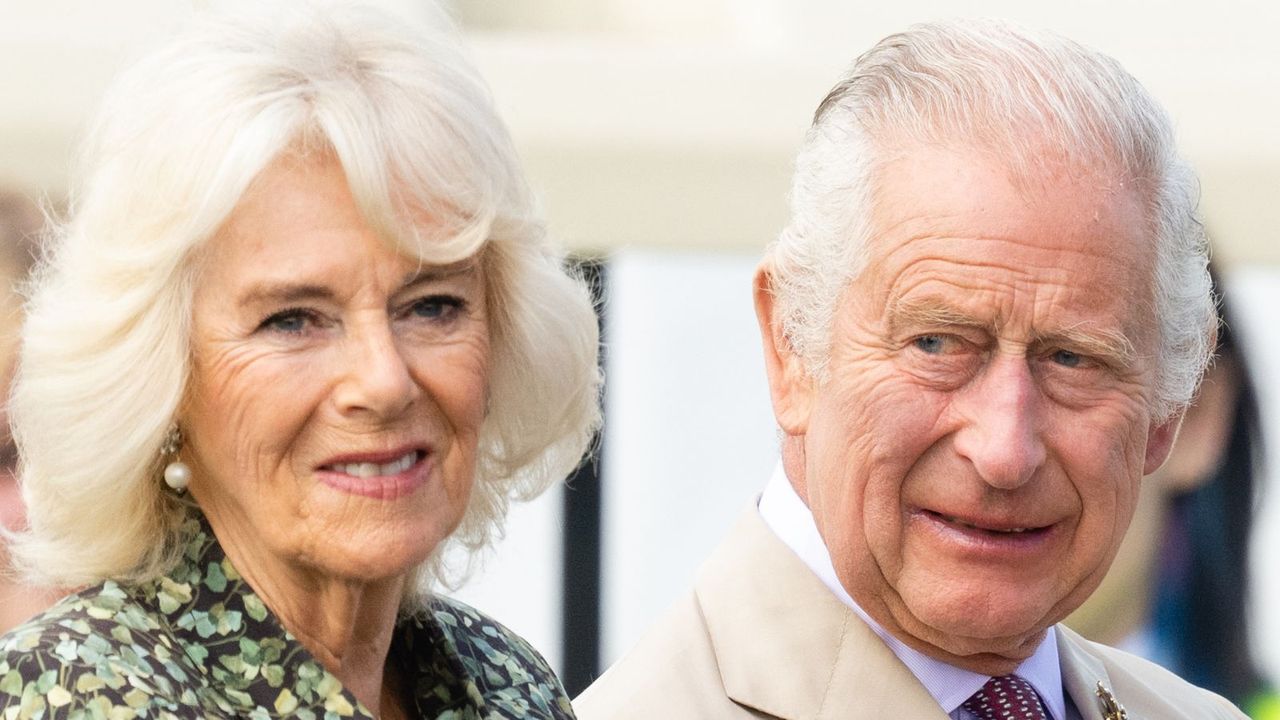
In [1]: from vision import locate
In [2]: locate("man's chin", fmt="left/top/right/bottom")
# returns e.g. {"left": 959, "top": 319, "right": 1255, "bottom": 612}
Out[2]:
{"left": 890, "top": 603, "right": 1053, "bottom": 674}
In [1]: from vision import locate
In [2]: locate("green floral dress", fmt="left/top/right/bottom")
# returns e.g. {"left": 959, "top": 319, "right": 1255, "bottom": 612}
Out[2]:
{"left": 0, "top": 515, "right": 576, "bottom": 719}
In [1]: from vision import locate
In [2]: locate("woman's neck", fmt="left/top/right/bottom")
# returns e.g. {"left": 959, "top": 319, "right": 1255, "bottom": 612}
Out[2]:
{"left": 277, "top": 582, "right": 404, "bottom": 715}
{"left": 202, "top": 510, "right": 409, "bottom": 717}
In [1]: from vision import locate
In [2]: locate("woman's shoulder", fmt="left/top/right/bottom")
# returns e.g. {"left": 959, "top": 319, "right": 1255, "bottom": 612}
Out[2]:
{"left": 0, "top": 581, "right": 206, "bottom": 716}
{"left": 421, "top": 595, "right": 575, "bottom": 718}
{"left": 426, "top": 595, "right": 551, "bottom": 668}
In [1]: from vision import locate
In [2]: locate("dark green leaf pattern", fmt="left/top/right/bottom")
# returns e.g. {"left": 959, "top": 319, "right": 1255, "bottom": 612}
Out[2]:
{"left": 0, "top": 514, "right": 575, "bottom": 719}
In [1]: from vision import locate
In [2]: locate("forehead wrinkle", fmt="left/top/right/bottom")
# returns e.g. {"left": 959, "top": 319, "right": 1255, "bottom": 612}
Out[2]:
{"left": 880, "top": 245, "right": 1101, "bottom": 312}
{"left": 877, "top": 236, "right": 1084, "bottom": 290}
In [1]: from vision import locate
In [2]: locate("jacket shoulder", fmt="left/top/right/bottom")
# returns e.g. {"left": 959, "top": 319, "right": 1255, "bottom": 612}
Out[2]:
{"left": 575, "top": 591, "right": 765, "bottom": 720}
{"left": 1058, "top": 627, "right": 1248, "bottom": 719}
{"left": 0, "top": 582, "right": 206, "bottom": 716}
{"left": 426, "top": 594, "right": 575, "bottom": 718}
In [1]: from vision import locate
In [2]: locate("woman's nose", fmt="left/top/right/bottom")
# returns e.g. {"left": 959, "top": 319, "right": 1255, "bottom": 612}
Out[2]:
{"left": 332, "top": 322, "right": 422, "bottom": 419}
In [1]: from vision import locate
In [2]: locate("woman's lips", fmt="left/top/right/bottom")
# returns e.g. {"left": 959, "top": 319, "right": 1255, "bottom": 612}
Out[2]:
{"left": 316, "top": 449, "right": 430, "bottom": 500}
{"left": 324, "top": 450, "right": 420, "bottom": 478}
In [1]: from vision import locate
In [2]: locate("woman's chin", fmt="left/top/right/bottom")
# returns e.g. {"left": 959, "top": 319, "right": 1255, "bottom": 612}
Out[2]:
{"left": 309, "top": 540, "right": 436, "bottom": 586}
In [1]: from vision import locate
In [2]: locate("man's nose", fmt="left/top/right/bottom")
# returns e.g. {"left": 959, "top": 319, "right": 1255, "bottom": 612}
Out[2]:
{"left": 951, "top": 352, "right": 1047, "bottom": 489}
{"left": 333, "top": 322, "right": 421, "bottom": 419}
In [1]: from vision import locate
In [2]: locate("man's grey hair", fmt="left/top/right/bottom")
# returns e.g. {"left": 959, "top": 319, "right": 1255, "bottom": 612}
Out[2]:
{"left": 767, "top": 18, "right": 1214, "bottom": 420}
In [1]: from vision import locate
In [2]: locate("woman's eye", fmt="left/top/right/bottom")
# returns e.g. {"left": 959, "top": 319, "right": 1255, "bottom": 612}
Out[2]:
{"left": 258, "top": 308, "right": 316, "bottom": 335}
{"left": 409, "top": 295, "right": 465, "bottom": 322}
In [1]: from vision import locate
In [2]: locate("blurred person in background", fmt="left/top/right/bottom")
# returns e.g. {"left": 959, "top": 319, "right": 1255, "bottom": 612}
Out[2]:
{"left": 0, "top": 190, "right": 60, "bottom": 632}
{"left": 0, "top": 4, "right": 599, "bottom": 719}
{"left": 1068, "top": 267, "right": 1278, "bottom": 719}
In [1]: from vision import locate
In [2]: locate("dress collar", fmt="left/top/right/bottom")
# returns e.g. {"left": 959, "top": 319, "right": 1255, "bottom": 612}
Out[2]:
{"left": 757, "top": 463, "right": 1068, "bottom": 720}
{"left": 144, "top": 512, "right": 484, "bottom": 718}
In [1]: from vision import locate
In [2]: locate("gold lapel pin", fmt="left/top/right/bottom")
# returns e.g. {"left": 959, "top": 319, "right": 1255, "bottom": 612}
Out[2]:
{"left": 1095, "top": 681, "right": 1128, "bottom": 720}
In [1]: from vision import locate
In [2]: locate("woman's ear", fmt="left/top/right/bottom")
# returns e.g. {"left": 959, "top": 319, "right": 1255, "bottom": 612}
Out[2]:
{"left": 753, "top": 261, "right": 814, "bottom": 437}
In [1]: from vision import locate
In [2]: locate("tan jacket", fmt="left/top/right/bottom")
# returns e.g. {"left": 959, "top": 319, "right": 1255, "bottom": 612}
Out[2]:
{"left": 576, "top": 508, "right": 1247, "bottom": 720}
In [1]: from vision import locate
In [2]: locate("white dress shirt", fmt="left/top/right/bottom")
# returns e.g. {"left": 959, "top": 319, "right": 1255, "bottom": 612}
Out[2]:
{"left": 757, "top": 464, "right": 1080, "bottom": 720}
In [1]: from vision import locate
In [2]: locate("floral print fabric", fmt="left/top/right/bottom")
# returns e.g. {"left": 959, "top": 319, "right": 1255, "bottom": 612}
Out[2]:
{"left": 0, "top": 515, "right": 575, "bottom": 719}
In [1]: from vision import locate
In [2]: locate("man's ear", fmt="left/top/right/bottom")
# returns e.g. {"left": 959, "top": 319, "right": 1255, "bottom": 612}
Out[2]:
{"left": 754, "top": 261, "right": 814, "bottom": 436}
{"left": 1143, "top": 411, "right": 1183, "bottom": 476}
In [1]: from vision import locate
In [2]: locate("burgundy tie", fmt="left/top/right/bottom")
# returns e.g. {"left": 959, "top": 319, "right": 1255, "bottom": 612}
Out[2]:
{"left": 961, "top": 675, "right": 1050, "bottom": 720}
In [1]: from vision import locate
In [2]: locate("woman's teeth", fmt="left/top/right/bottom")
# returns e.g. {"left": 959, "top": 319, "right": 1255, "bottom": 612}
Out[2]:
{"left": 330, "top": 451, "right": 418, "bottom": 478}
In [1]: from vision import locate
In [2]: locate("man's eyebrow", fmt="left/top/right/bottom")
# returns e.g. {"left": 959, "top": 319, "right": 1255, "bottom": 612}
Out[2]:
{"left": 1036, "top": 324, "right": 1138, "bottom": 369}
{"left": 886, "top": 297, "right": 1139, "bottom": 368}
{"left": 885, "top": 298, "right": 988, "bottom": 333}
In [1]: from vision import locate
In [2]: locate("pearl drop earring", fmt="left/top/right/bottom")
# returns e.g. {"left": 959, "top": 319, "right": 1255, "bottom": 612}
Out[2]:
{"left": 161, "top": 425, "right": 191, "bottom": 493}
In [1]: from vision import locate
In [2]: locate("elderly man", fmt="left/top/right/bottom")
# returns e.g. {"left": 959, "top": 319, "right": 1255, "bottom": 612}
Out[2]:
{"left": 577, "top": 19, "right": 1247, "bottom": 720}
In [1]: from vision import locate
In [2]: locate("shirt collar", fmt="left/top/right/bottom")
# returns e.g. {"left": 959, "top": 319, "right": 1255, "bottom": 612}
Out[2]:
{"left": 757, "top": 463, "right": 1067, "bottom": 720}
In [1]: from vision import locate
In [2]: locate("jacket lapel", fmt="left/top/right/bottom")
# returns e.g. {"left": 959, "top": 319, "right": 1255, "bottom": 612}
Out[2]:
{"left": 695, "top": 507, "right": 947, "bottom": 720}
{"left": 1056, "top": 626, "right": 1117, "bottom": 720}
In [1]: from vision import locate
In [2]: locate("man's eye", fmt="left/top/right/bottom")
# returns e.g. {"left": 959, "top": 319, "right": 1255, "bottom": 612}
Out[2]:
{"left": 1051, "top": 349, "right": 1083, "bottom": 368}
{"left": 912, "top": 335, "right": 952, "bottom": 354}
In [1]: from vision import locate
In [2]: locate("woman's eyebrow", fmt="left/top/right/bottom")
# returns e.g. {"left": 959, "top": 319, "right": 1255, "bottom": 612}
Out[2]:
{"left": 398, "top": 259, "right": 479, "bottom": 290}
{"left": 237, "top": 283, "right": 334, "bottom": 308}
{"left": 235, "top": 260, "right": 482, "bottom": 308}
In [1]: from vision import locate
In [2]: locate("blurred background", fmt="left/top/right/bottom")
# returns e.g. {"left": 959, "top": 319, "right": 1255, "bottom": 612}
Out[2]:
{"left": 3, "top": 0, "right": 1277, "bottom": 704}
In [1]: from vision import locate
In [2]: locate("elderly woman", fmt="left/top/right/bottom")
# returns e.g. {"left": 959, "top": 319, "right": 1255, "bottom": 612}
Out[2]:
{"left": 0, "top": 5, "right": 598, "bottom": 719}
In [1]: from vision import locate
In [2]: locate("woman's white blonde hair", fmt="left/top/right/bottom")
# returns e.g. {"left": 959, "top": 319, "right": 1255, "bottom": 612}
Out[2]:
{"left": 7, "top": 2, "right": 601, "bottom": 606}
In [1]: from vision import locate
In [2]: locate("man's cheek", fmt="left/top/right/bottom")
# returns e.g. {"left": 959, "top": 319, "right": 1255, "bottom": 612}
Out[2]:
{"left": 862, "top": 382, "right": 952, "bottom": 454}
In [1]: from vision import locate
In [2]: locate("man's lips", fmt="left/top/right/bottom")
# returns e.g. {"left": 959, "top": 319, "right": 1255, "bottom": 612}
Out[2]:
{"left": 919, "top": 508, "right": 1052, "bottom": 537}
